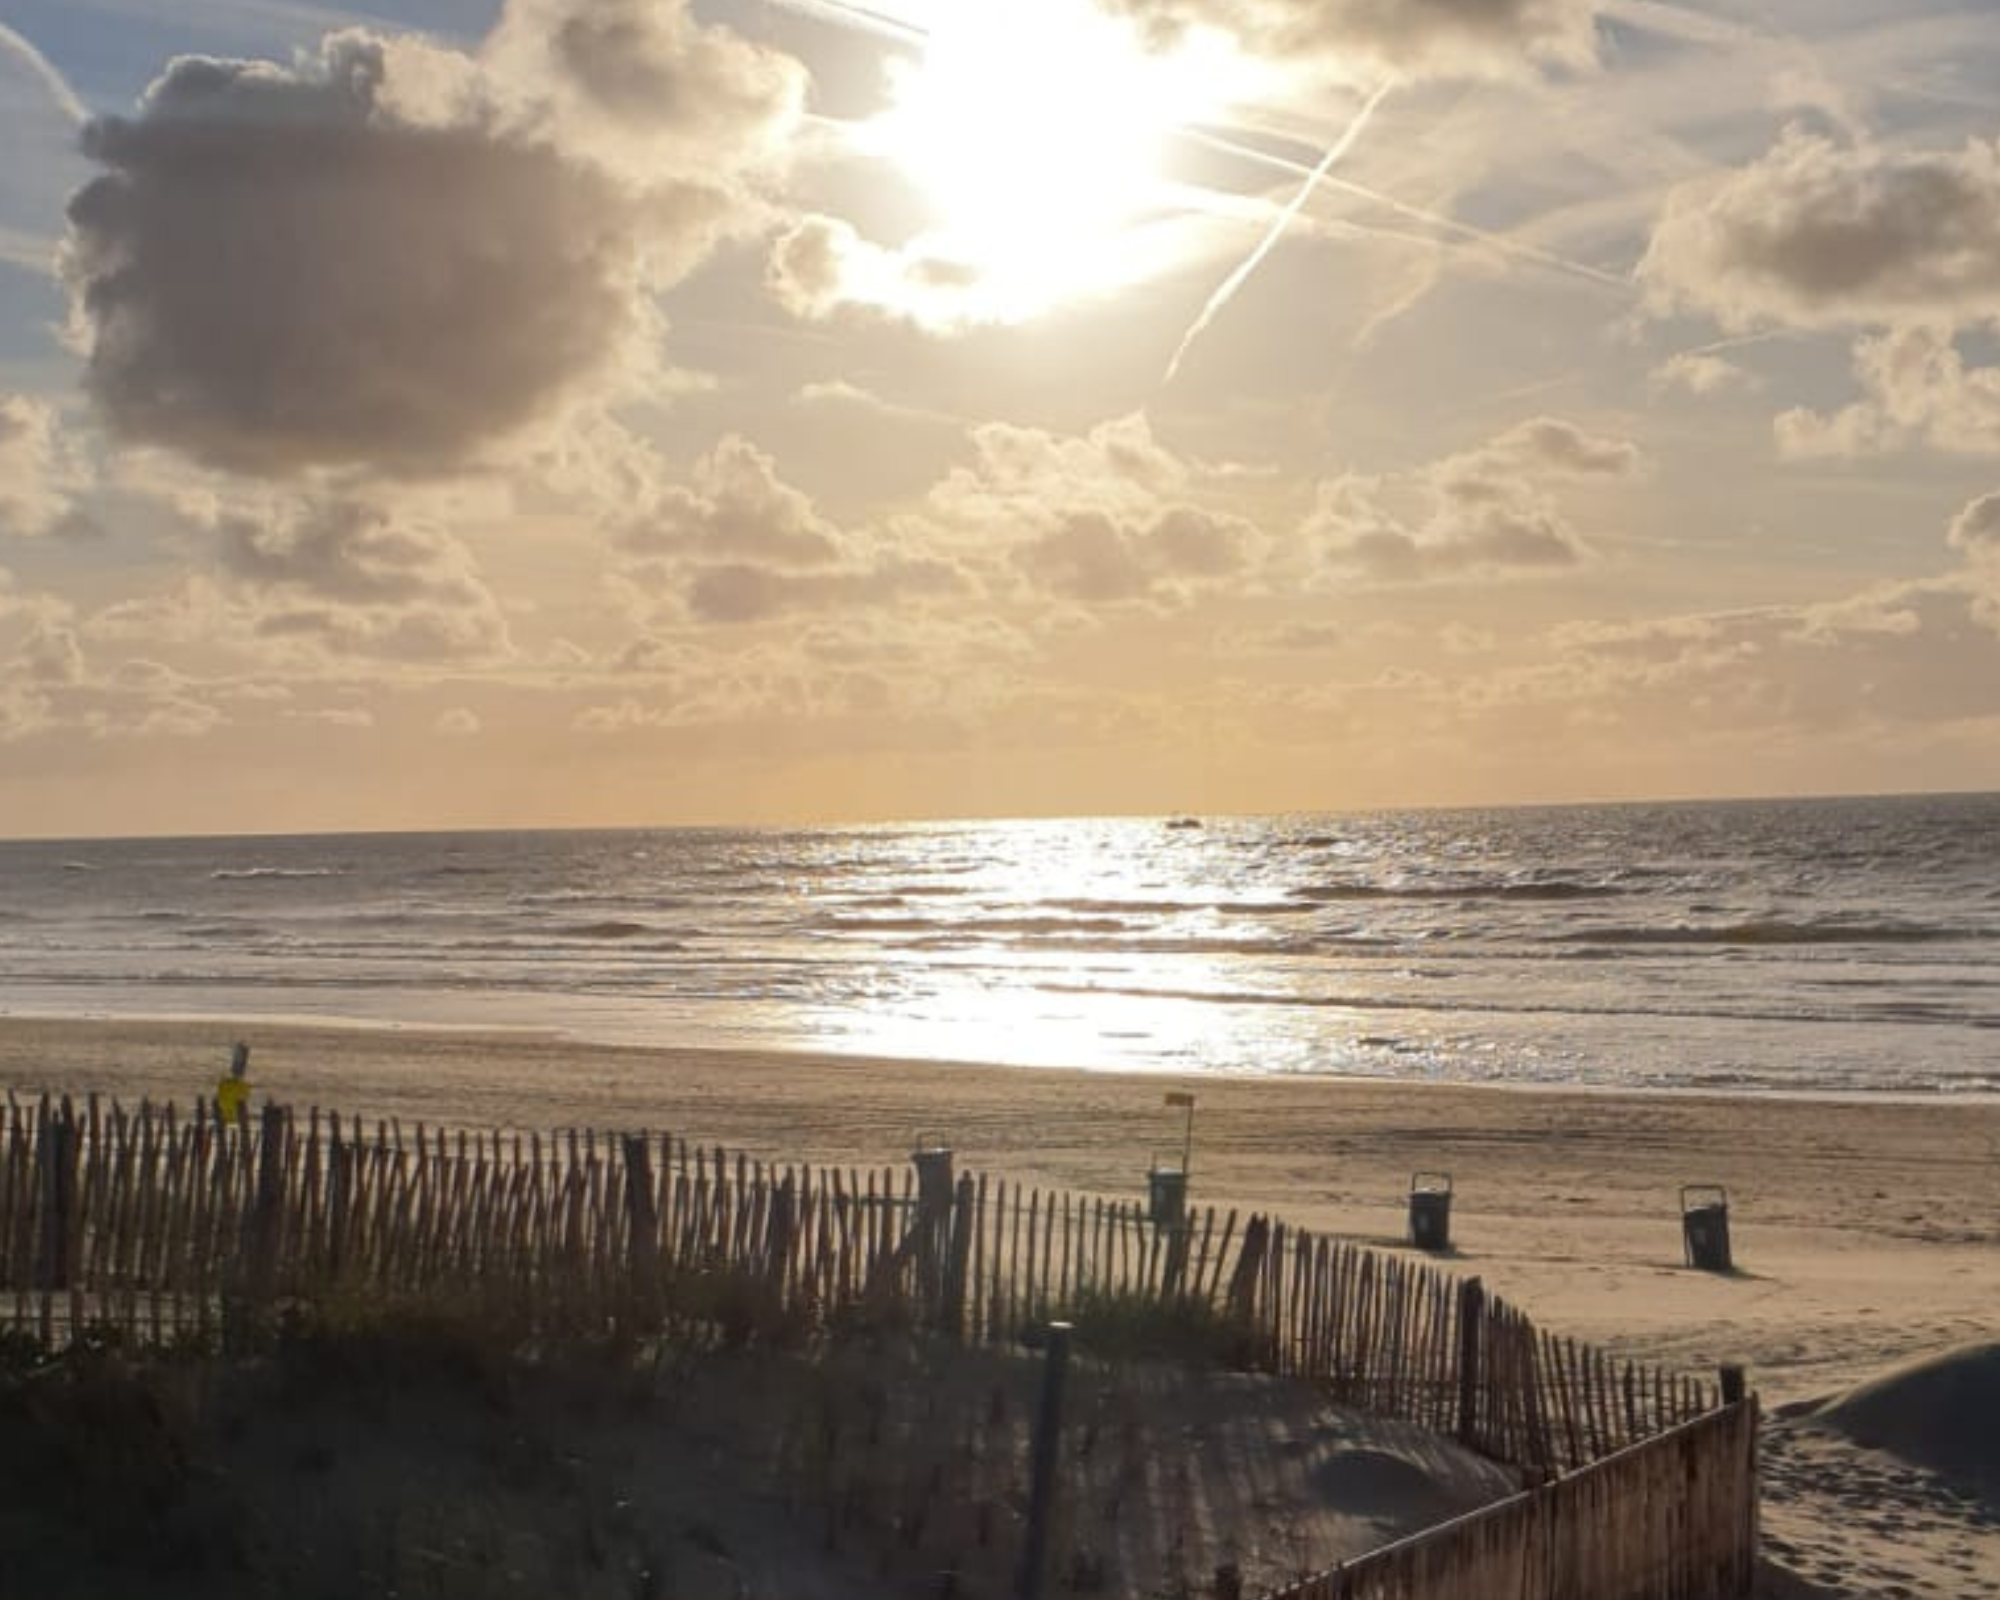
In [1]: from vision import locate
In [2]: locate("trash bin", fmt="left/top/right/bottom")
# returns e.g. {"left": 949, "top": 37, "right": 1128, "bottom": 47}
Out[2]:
{"left": 1147, "top": 1165, "right": 1187, "bottom": 1229}
{"left": 911, "top": 1139, "right": 955, "bottom": 1212}
{"left": 1681, "top": 1184, "right": 1732, "bottom": 1271}
{"left": 1408, "top": 1171, "right": 1453, "bottom": 1251}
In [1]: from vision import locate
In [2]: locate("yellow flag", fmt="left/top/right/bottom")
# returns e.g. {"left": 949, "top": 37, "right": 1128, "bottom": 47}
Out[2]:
{"left": 1164, "top": 1091, "right": 1195, "bottom": 1108}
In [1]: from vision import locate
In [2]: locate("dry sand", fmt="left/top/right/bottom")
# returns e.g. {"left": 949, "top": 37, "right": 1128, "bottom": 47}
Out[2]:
{"left": 2, "top": 1015, "right": 1996, "bottom": 1598}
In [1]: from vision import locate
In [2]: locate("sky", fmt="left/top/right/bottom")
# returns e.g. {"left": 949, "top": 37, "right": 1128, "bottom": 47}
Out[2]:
{"left": 2, "top": 0, "right": 2000, "bottom": 836}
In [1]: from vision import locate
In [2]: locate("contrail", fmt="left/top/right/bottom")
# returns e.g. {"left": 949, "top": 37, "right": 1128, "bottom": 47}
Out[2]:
{"left": 1163, "top": 82, "right": 1393, "bottom": 387}
{"left": 759, "top": 0, "right": 925, "bottom": 43}
{"left": 0, "top": 21, "right": 88, "bottom": 127}
{"left": 1179, "top": 125, "right": 1629, "bottom": 293}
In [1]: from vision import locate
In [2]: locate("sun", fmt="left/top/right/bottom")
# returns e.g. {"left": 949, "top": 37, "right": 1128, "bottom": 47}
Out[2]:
{"left": 862, "top": 0, "right": 1238, "bottom": 317}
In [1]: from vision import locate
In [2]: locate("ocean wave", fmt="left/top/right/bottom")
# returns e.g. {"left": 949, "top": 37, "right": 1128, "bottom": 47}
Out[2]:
{"left": 816, "top": 913, "right": 1132, "bottom": 937}
{"left": 1046, "top": 897, "right": 1209, "bottom": 915}
{"left": 1292, "top": 879, "right": 1624, "bottom": 903}
{"left": 1565, "top": 920, "right": 1965, "bottom": 947}
{"left": 210, "top": 866, "right": 343, "bottom": 881}
{"left": 556, "top": 920, "right": 666, "bottom": 942}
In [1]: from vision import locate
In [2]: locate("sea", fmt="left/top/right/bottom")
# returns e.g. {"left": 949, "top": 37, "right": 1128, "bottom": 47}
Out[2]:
{"left": 2, "top": 792, "right": 1997, "bottom": 1098}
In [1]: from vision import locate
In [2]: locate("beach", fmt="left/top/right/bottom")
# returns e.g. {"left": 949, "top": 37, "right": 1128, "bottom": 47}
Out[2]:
{"left": 3, "top": 1016, "right": 1996, "bottom": 1597}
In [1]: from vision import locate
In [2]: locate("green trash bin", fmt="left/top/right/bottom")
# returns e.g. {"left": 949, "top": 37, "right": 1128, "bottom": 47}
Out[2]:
{"left": 1681, "top": 1184, "right": 1732, "bottom": 1271}
{"left": 1147, "top": 1165, "right": 1187, "bottom": 1229}
{"left": 1408, "top": 1171, "right": 1453, "bottom": 1251}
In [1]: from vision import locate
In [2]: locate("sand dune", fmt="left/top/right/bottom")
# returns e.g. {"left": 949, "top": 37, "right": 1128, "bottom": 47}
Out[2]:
{"left": 1761, "top": 1344, "right": 2000, "bottom": 1600}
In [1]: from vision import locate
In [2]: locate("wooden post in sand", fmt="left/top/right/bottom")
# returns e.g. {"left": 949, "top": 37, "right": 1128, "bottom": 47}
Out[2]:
{"left": 248, "top": 1102, "right": 287, "bottom": 1310}
{"left": 1018, "top": 1320, "right": 1073, "bottom": 1600}
{"left": 34, "top": 1101, "right": 74, "bottom": 1295}
{"left": 1456, "top": 1276, "right": 1486, "bottom": 1448}
{"left": 622, "top": 1134, "right": 661, "bottom": 1327}
{"left": 911, "top": 1141, "right": 955, "bottom": 1323}
{"left": 942, "top": 1173, "right": 976, "bottom": 1340}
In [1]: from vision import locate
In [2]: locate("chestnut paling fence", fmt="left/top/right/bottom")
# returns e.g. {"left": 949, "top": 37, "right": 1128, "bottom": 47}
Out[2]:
{"left": 1265, "top": 1395, "right": 1759, "bottom": 1600}
{"left": 1, "top": 1094, "right": 1756, "bottom": 1600}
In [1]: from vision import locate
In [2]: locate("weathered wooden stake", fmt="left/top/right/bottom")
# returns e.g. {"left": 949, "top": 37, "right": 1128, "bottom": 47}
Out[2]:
{"left": 942, "top": 1174, "right": 976, "bottom": 1340}
{"left": 623, "top": 1134, "right": 661, "bottom": 1327}
{"left": 1456, "top": 1276, "right": 1486, "bottom": 1448}
{"left": 1018, "top": 1320, "right": 1073, "bottom": 1600}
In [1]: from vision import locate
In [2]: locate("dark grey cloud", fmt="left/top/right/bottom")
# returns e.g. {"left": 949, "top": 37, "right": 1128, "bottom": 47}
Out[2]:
{"left": 217, "top": 497, "right": 484, "bottom": 606}
{"left": 211, "top": 494, "right": 512, "bottom": 660}
{"left": 59, "top": 6, "right": 798, "bottom": 480}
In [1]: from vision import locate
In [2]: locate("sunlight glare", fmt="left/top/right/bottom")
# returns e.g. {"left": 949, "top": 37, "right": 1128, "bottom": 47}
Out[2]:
{"left": 865, "top": 0, "right": 1236, "bottom": 317}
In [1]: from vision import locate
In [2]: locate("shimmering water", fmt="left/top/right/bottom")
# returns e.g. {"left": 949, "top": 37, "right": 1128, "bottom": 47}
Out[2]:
{"left": 3, "top": 793, "right": 1997, "bottom": 1095}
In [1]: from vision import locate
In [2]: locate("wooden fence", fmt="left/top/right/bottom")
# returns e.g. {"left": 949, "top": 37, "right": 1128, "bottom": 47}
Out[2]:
{"left": 2, "top": 1094, "right": 1715, "bottom": 1479}
{"left": 1266, "top": 1394, "right": 1760, "bottom": 1600}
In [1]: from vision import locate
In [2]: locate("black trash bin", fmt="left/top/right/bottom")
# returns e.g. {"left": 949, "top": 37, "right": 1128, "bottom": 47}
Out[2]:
{"left": 1147, "top": 1165, "right": 1187, "bottom": 1229}
{"left": 1408, "top": 1171, "right": 1453, "bottom": 1251}
{"left": 1681, "top": 1184, "right": 1732, "bottom": 1271}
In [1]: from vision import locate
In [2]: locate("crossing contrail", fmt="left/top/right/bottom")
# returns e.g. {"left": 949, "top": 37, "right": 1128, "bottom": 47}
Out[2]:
{"left": 1164, "top": 82, "right": 1393, "bottom": 386}
{"left": 1179, "top": 125, "right": 1630, "bottom": 293}
{"left": 0, "top": 21, "right": 88, "bottom": 127}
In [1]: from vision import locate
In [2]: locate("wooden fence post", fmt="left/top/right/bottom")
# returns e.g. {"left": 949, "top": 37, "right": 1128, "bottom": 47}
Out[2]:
{"left": 911, "top": 1144, "right": 955, "bottom": 1317}
{"left": 1018, "top": 1321, "right": 1073, "bottom": 1600}
{"left": 943, "top": 1173, "right": 976, "bottom": 1340}
{"left": 34, "top": 1102, "right": 74, "bottom": 1295}
{"left": 1456, "top": 1276, "right": 1485, "bottom": 1449}
{"left": 622, "top": 1134, "right": 661, "bottom": 1327}
{"left": 248, "top": 1102, "right": 286, "bottom": 1310}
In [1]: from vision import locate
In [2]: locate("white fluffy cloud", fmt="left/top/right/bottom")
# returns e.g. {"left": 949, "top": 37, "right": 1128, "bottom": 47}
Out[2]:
{"left": 1650, "top": 352, "right": 1756, "bottom": 397}
{"left": 922, "top": 413, "right": 1262, "bottom": 608}
{"left": 486, "top": 0, "right": 804, "bottom": 182}
{"left": 1642, "top": 127, "right": 2000, "bottom": 333}
{"left": 613, "top": 435, "right": 842, "bottom": 566}
{"left": 767, "top": 213, "right": 1003, "bottom": 333}
{"left": 1948, "top": 491, "right": 2000, "bottom": 562}
{"left": 0, "top": 394, "right": 87, "bottom": 537}
{"left": 579, "top": 429, "right": 966, "bottom": 625}
{"left": 1775, "top": 326, "right": 2000, "bottom": 459}
{"left": 1309, "top": 416, "right": 1642, "bottom": 582}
